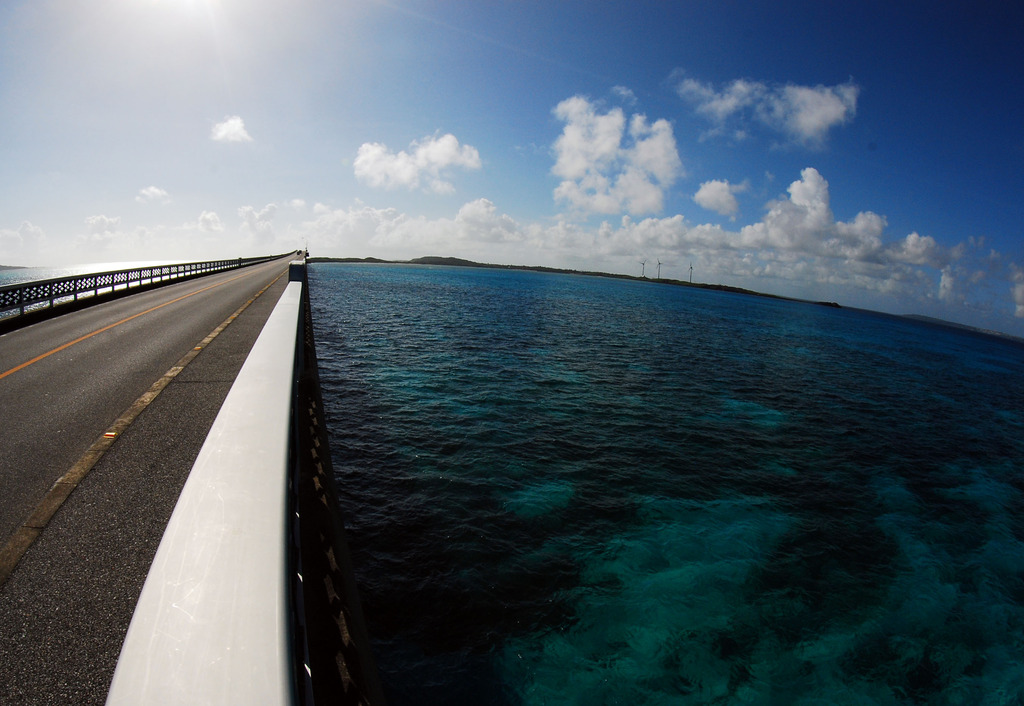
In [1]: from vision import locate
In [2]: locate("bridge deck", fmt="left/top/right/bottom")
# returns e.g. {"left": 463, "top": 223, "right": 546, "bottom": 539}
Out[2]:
{"left": 0, "top": 259, "right": 293, "bottom": 705}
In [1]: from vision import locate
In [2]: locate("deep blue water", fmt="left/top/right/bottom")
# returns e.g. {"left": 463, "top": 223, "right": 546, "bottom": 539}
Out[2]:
{"left": 309, "top": 262, "right": 1024, "bottom": 705}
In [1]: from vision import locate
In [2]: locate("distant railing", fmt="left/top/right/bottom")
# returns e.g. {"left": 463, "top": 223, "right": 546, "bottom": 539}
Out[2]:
{"left": 0, "top": 254, "right": 291, "bottom": 323}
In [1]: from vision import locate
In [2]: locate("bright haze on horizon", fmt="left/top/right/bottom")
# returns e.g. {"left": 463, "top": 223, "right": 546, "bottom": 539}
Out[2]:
{"left": 1, "top": 0, "right": 1022, "bottom": 335}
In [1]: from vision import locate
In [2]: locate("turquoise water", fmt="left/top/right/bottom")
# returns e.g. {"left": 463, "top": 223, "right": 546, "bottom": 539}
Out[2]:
{"left": 309, "top": 263, "right": 1024, "bottom": 705}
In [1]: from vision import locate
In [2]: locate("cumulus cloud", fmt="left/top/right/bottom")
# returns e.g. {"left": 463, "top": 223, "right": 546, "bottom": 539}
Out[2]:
{"left": 888, "top": 231, "right": 946, "bottom": 268}
{"left": 693, "top": 179, "right": 748, "bottom": 219}
{"left": 551, "top": 96, "right": 682, "bottom": 217}
{"left": 0, "top": 221, "right": 46, "bottom": 261}
{"left": 542, "top": 167, "right": 964, "bottom": 305}
{"left": 0, "top": 226, "right": 24, "bottom": 255}
{"left": 238, "top": 204, "right": 277, "bottom": 243}
{"left": 305, "top": 198, "right": 519, "bottom": 254}
{"left": 765, "top": 83, "right": 859, "bottom": 145}
{"left": 611, "top": 85, "right": 637, "bottom": 105}
{"left": 732, "top": 168, "right": 954, "bottom": 281}
{"left": 211, "top": 116, "right": 253, "bottom": 143}
{"left": 738, "top": 168, "right": 892, "bottom": 263}
{"left": 135, "top": 186, "right": 171, "bottom": 204}
{"left": 284, "top": 168, "right": 1014, "bottom": 327}
{"left": 353, "top": 133, "right": 481, "bottom": 194}
{"left": 300, "top": 202, "right": 404, "bottom": 251}
{"left": 197, "top": 210, "right": 224, "bottom": 233}
{"left": 85, "top": 214, "right": 121, "bottom": 235}
{"left": 677, "top": 77, "right": 765, "bottom": 123}
{"left": 938, "top": 266, "right": 959, "bottom": 303}
{"left": 676, "top": 74, "right": 859, "bottom": 146}
{"left": 453, "top": 198, "right": 520, "bottom": 243}
{"left": 74, "top": 215, "right": 154, "bottom": 255}
{"left": 296, "top": 171, "right": 917, "bottom": 284}
{"left": 1012, "top": 265, "right": 1024, "bottom": 317}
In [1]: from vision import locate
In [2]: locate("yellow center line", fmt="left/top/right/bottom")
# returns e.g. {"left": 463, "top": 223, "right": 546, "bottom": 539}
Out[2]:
{"left": 0, "top": 270, "right": 255, "bottom": 382}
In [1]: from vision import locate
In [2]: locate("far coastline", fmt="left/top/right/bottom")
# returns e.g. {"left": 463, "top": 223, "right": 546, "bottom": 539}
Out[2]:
{"left": 308, "top": 254, "right": 842, "bottom": 308}
{"left": 309, "top": 255, "right": 1024, "bottom": 345}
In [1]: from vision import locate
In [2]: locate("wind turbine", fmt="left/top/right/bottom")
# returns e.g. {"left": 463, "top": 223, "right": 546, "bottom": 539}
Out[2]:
{"left": 656, "top": 259, "right": 662, "bottom": 280}
{"left": 640, "top": 259, "right": 646, "bottom": 278}
{"left": 689, "top": 262, "right": 693, "bottom": 283}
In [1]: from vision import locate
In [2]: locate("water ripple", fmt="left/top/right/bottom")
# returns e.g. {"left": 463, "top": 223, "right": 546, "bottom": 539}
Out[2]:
{"left": 310, "top": 263, "right": 1024, "bottom": 705}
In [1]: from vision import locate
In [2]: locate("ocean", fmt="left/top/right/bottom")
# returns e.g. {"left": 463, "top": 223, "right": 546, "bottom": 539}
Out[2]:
{"left": 0, "top": 262, "right": 181, "bottom": 287}
{"left": 308, "top": 262, "right": 1024, "bottom": 705}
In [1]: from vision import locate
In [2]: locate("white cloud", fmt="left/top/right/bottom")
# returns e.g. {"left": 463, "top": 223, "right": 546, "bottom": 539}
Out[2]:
{"left": 550, "top": 167, "right": 968, "bottom": 305}
{"left": 238, "top": 204, "right": 277, "bottom": 243}
{"left": 693, "top": 179, "right": 748, "bottom": 219}
{"left": 301, "top": 202, "right": 404, "bottom": 252}
{"left": 677, "top": 77, "right": 765, "bottom": 123}
{"left": 211, "top": 116, "right": 253, "bottom": 143}
{"left": 1012, "top": 265, "right": 1024, "bottom": 317}
{"left": 0, "top": 227, "right": 22, "bottom": 254}
{"left": 135, "top": 186, "right": 171, "bottom": 204}
{"left": 293, "top": 197, "right": 541, "bottom": 265}
{"left": 551, "top": 96, "right": 624, "bottom": 181}
{"left": 0, "top": 221, "right": 46, "bottom": 262}
{"left": 74, "top": 215, "right": 154, "bottom": 255}
{"left": 353, "top": 133, "right": 481, "bottom": 194}
{"left": 763, "top": 83, "right": 859, "bottom": 145}
{"left": 887, "top": 231, "right": 946, "bottom": 268}
{"left": 938, "top": 266, "right": 958, "bottom": 302}
{"left": 551, "top": 96, "right": 682, "bottom": 217}
{"left": 274, "top": 170, "right": 1024, "bottom": 329}
{"left": 676, "top": 74, "right": 859, "bottom": 146}
{"left": 197, "top": 210, "right": 224, "bottom": 233}
{"left": 739, "top": 168, "right": 888, "bottom": 261}
{"left": 295, "top": 171, "right": 903, "bottom": 281}
{"left": 85, "top": 214, "right": 121, "bottom": 235}
{"left": 611, "top": 85, "right": 637, "bottom": 105}
{"left": 453, "top": 198, "right": 520, "bottom": 243}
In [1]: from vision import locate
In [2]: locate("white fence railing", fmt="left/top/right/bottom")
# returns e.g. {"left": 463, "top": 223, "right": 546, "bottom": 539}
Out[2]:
{"left": 0, "top": 254, "right": 289, "bottom": 324}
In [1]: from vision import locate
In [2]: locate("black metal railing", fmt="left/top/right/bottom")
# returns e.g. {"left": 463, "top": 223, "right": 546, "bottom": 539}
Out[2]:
{"left": 0, "top": 253, "right": 294, "bottom": 326}
{"left": 288, "top": 262, "right": 386, "bottom": 705}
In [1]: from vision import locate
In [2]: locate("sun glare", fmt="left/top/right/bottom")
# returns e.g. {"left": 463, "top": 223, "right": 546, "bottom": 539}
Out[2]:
{"left": 140, "top": 0, "right": 224, "bottom": 36}
{"left": 148, "top": 0, "right": 218, "bottom": 17}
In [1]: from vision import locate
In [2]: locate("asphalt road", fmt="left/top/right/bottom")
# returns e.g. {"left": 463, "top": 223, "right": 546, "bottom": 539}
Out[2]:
{"left": 0, "top": 256, "right": 293, "bottom": 541}
{"left": 0, "top": 255, "right": 295, "bottom": 704}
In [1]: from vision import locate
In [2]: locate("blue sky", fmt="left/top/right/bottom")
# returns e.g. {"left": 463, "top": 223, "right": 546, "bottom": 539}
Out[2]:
{"left": 2, "top": 0, "right": 1023, "bottom": 334}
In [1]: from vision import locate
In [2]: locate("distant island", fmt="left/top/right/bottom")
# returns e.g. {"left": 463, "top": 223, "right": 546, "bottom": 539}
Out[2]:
{"left": 900, "top": 314, "right": 1024, "bottom": 344}
{"left": 307, "top": 255, "right": 842, "bottom": 309}
{"left": 307, "top": 255, "right": 1024, "bottom": 344}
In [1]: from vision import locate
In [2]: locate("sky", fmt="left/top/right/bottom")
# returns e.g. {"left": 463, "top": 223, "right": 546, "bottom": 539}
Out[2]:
{"left": 1, "top": 0, "right": 1023, "bottom": 335}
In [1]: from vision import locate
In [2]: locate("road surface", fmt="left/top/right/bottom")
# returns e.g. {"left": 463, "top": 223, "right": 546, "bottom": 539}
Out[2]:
{"left": 0, "top": 254, "right": 295, "bottom": 705}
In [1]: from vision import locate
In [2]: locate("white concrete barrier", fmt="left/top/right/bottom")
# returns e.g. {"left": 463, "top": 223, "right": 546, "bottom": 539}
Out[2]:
{"left": 107, "top": 278, "right": 304, "bottom": 705}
